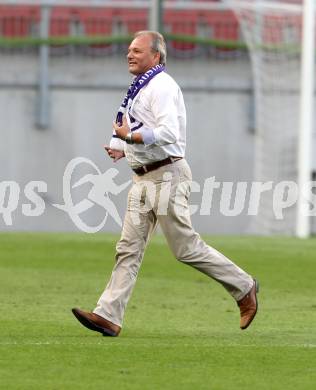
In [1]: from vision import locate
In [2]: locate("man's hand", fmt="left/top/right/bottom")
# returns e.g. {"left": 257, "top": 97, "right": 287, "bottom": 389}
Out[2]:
{"left": 113, "top": 116, "right": 129, "bottom": 140}
{"left": 104, "top": 145, "right": 125, "bottom": 162}
{"left": 112, "top": 115, "right": 144, "bottom": 144}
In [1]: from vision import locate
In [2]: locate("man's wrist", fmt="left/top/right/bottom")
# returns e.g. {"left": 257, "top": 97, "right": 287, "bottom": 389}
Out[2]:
{"left": 124, "top": 132, "right": 134, "bottom": 144}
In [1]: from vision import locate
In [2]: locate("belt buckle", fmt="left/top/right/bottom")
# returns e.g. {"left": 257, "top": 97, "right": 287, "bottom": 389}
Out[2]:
{"left": 170, "top": 156, "right": 181, "bottom": 163}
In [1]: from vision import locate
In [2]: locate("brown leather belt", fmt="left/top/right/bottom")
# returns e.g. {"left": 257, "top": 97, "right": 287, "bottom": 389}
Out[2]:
{"left": 132, "top": 156, "right": 183, "bottom": 176}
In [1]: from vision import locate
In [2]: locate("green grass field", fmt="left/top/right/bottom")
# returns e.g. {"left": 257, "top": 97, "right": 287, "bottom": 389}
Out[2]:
{"left": 0, "top": 233, "right": 315, "bottom": 389}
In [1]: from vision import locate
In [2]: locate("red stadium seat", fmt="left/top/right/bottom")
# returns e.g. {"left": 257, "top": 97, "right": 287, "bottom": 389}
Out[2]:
{"left": 114, "top": 8, "right": 147, "bottom": 35}
{"left": 75, "top": 8, "right": 115, "bottom": 54}
{"left": 164, "top": 9, "right": 200, "bottom": 57}
{"left": 50, "top": 7, "right": 73, "bottom": 37}
{"left": 202, "top": 10, "right": 241, "bottom": 57}
{"left": 48, "top": 7, "right": 75, "bottom": 54}
{"left": 76, "top": 8, "right": 114, "bottom": 36}
{"left": 261, "top": 14, "right": 301, "bottom": 45}
{"left": 0, "top": 5, "right": 39, "bottom": 37}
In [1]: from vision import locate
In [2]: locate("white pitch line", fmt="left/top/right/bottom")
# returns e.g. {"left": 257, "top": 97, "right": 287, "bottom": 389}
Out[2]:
{"left": 0, "top": 342, "right": 315, "bottom": 348}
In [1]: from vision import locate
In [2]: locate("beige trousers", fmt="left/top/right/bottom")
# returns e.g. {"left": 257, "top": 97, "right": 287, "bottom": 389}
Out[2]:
{"left": 94, "top": 159, "right": 253, "bottom": 327}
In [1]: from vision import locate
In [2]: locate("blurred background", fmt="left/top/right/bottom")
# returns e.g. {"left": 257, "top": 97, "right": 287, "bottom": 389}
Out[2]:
{"left": 0, "top": 0, "right": 315, "bottom": 235}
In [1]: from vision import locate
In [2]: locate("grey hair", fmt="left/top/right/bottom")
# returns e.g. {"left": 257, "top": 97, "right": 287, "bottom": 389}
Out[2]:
{"left": 134, "top": 30, "right": 167, "bottom": 65}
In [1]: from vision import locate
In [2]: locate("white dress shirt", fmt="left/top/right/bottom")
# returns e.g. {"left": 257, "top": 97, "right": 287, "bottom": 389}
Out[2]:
{"left": 110, "top": 71, "right": 186, "bottom": 169}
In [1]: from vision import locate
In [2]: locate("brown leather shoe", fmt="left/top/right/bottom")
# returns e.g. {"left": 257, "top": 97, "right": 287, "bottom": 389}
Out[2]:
{"left": 237, "top": 279, "right": 259, "bottom": 330}
{"left": 72, "top": 308, "right": 121, "bottom": 337}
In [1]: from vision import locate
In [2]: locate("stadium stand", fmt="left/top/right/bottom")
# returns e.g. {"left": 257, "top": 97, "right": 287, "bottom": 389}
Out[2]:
{"left": 0, "top": 3, "right": 243, "bottom": 58}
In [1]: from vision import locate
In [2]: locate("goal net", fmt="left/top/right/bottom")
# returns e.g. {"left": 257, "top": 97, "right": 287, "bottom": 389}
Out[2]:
{"left": 229, "top": 0, "right": 313, "bottom": 235}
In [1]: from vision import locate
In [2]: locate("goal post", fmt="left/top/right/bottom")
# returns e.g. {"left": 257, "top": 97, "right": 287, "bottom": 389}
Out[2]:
{"left": 297, "top": 0, "right": 315, "bottom": 238}
{"left": 228, "top": 0, "right": 315, "bottom": 237}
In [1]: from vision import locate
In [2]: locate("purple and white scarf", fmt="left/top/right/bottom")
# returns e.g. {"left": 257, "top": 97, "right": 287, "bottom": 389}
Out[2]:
{"left": 110, "top": 64, "right": 164, "bottom": 148}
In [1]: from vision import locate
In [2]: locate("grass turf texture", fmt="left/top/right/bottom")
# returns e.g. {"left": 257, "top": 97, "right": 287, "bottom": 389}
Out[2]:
{"left": 0, "top": 233, "right": 315, "bottom": 389}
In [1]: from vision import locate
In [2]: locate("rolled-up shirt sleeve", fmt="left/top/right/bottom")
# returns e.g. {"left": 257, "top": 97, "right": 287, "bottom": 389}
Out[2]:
{"left": 142, "top": 83, "right": 180, "bottom": 146}
{"left": 139, "top": 127, "right": 156, "bottom": 145}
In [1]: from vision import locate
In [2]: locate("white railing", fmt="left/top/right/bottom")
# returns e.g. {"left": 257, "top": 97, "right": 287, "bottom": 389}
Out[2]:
{"left": 0, "top": 0, "right": 230, "bottom": 10}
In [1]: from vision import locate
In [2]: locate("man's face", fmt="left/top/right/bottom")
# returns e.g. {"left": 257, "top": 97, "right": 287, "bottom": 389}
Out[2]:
{"left": 127, "top": 35, "right": 160, "bottom": 75}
